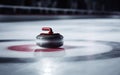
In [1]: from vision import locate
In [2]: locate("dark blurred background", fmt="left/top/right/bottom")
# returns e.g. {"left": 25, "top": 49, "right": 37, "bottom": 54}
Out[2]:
{"left": 0, "top": 0, "right": 120, "bottom": 15}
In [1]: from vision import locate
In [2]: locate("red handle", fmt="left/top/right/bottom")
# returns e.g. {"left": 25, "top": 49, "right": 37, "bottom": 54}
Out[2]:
{"left": 42, "top": 27, "right": 53, "bottom": 35}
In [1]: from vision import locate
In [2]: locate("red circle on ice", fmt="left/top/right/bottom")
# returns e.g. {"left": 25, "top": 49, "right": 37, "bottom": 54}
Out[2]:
{"left": 8, "top": 44, "right": 76, "bottom": 52}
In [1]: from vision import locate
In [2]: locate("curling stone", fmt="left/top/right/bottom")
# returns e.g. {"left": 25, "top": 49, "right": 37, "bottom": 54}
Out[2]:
{"left": 36, "top": 27, "right": 63, "bottom": 48}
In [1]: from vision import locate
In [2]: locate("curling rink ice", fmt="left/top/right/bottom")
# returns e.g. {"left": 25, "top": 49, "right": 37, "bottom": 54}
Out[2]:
{"left": 0, "top": 18, "right": 120, "bottom": 75}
